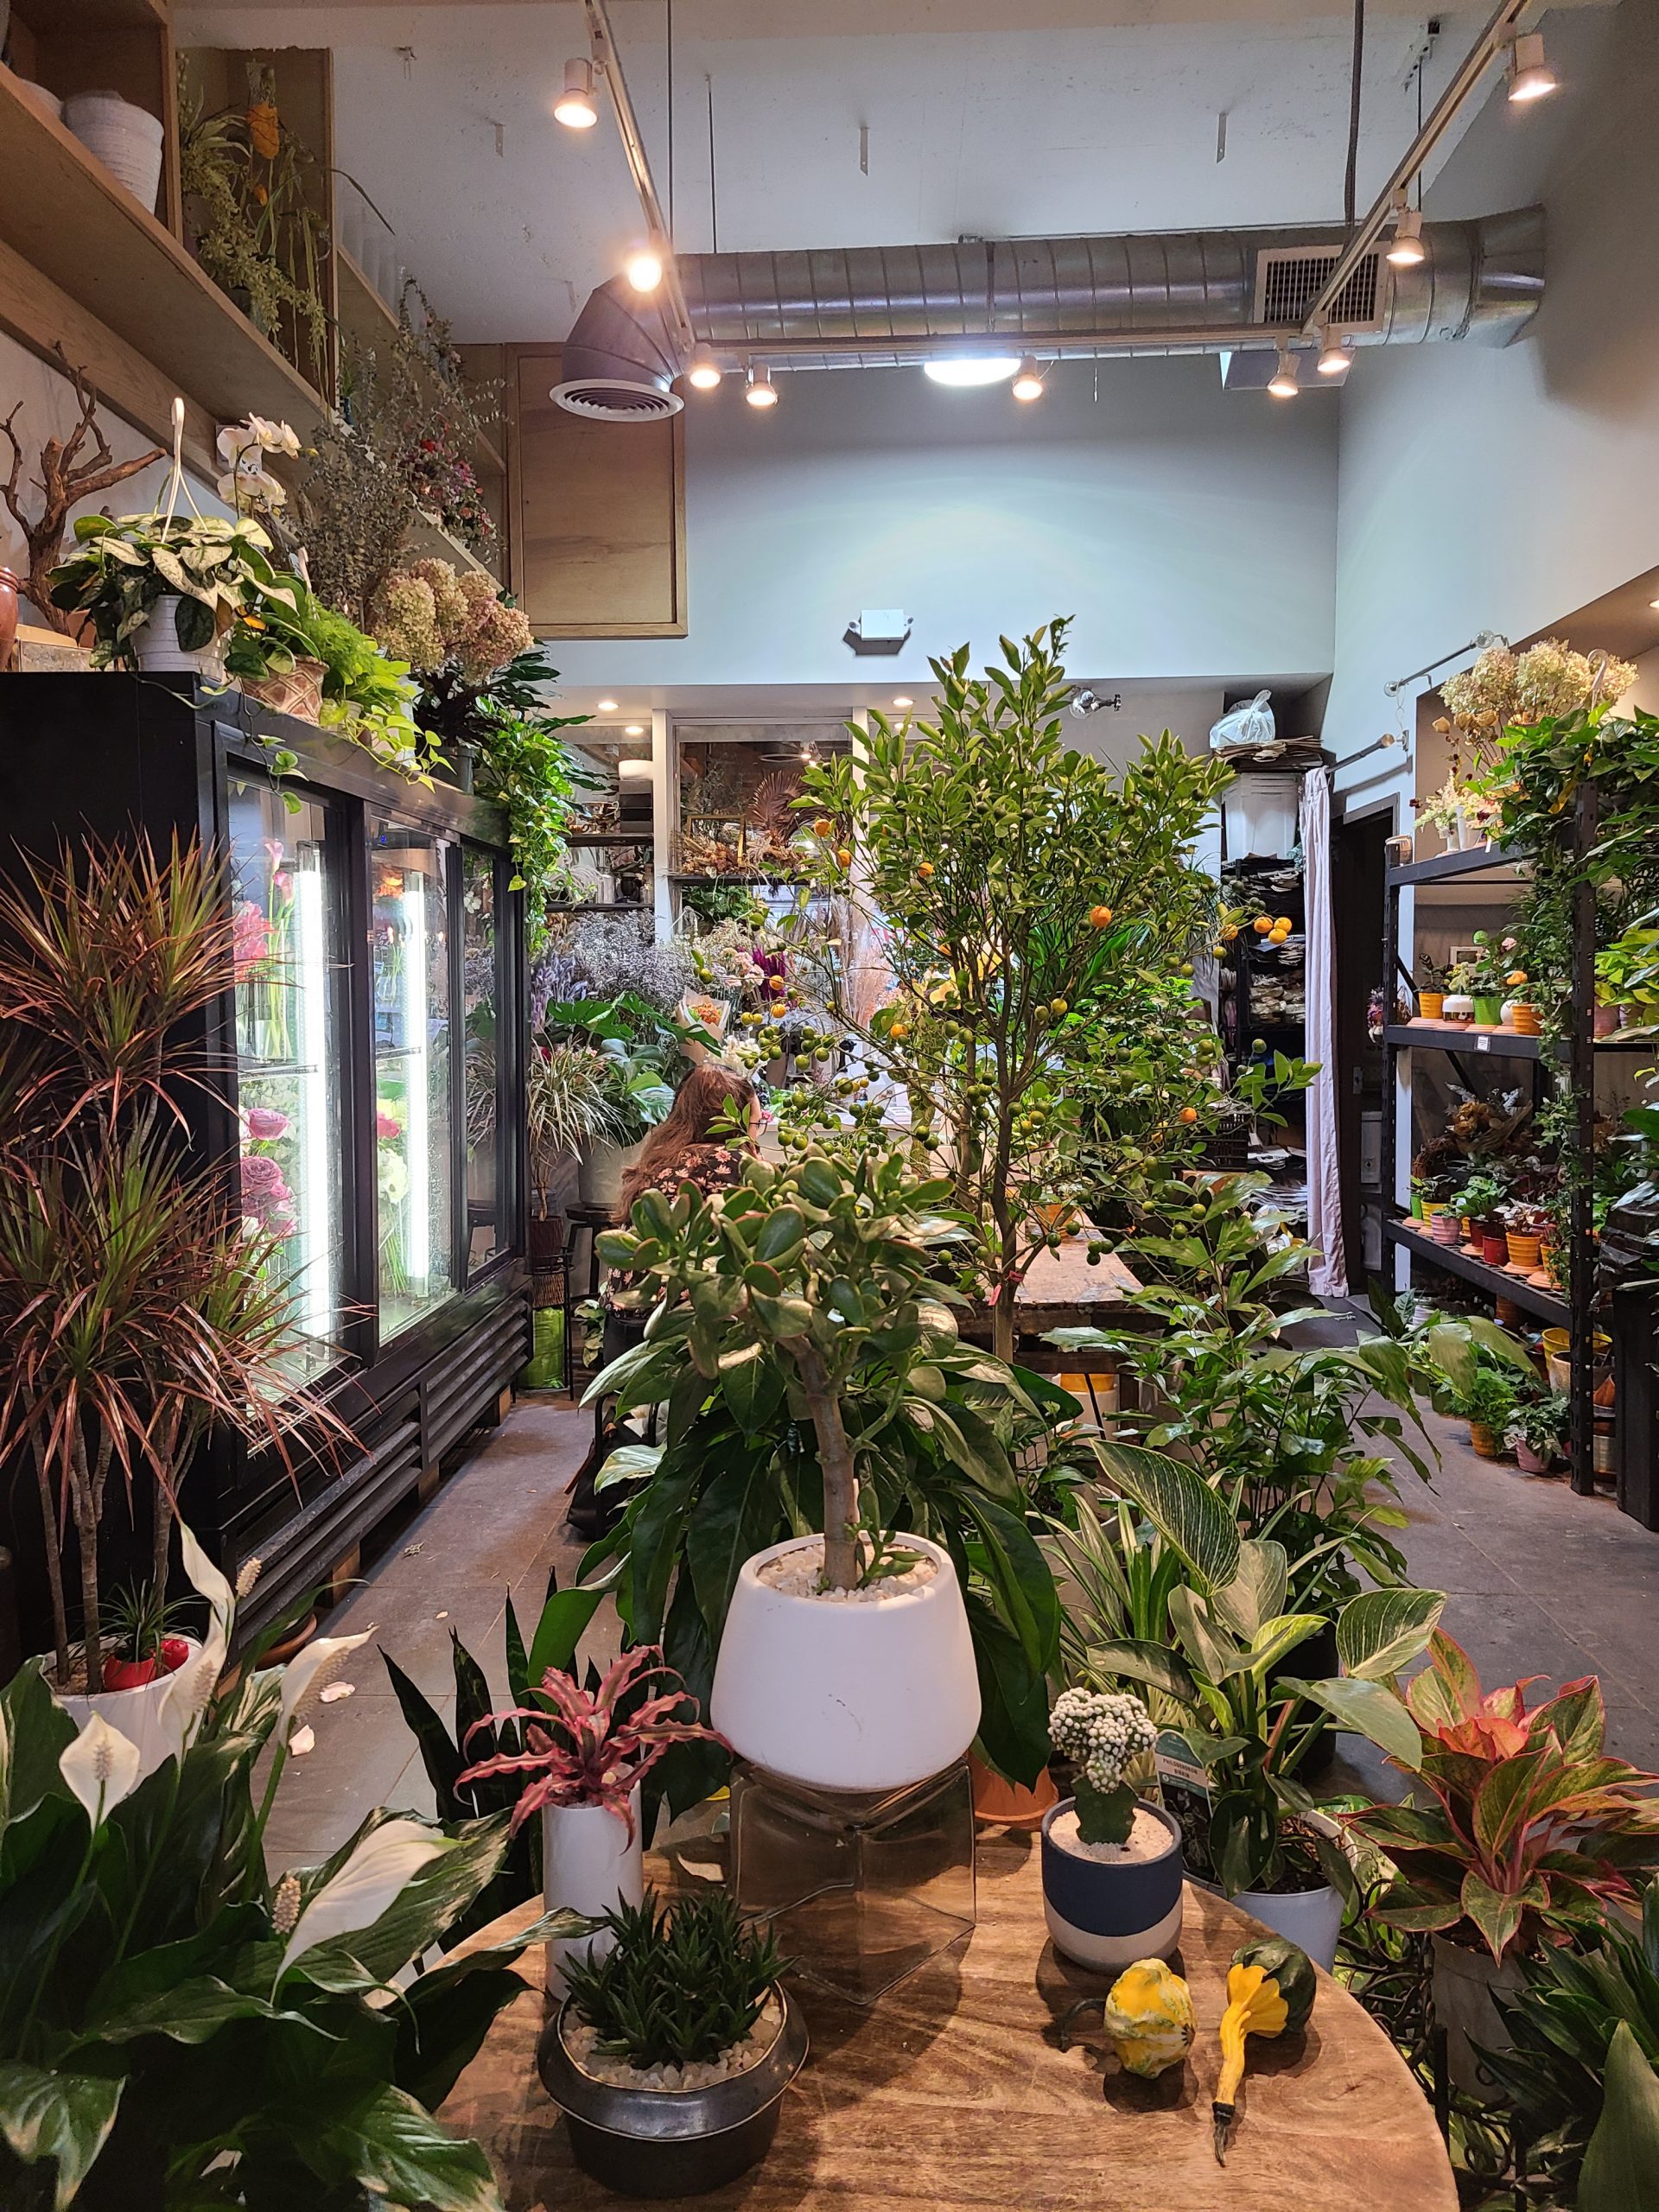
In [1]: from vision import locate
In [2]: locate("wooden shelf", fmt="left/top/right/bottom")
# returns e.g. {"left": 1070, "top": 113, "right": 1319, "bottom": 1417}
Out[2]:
{"left": 1384, "top": 1021, "right": 1543, "bottom": 1060}
{"left": 0, "top": 63, "right": 327, "bottom": 437}
{"left": 567, "top": 832, "right": 655, "bottom": 848}
{"left": 1385, "top": 1218, "right": 1567, "bottom": 1325}
{"left": 1386, "top": 842, "right": 1528, "bottom": 888}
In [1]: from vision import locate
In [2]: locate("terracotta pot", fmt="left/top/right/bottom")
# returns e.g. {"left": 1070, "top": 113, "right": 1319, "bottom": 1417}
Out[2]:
{"left": 1416, "top": 991, "right": 1446, "bottom": 1021}
{"left": 0, "top": 566, "right": 19, "bottom": 671}
{"left": 1508, "top": 1002, "right": 1541, "bottom": 1035}
{"left": 1594, "top": 1002, "right": 1621, "bottom": 1038}
{"left": 1468, "top": 1423, "right": 1503, "bottom": 1460}
{"left": 1480, "top": 1230, "right": 1509, "bottom": 1267}
{"left": 970, "top": 1751, "right": 1058, "bottom": 1831}
{"left": 263, "top": 1611, "right": 318, "bottom": 1666}
{"left": 241, "top": 654, "right": 326, "bottom": 725}
{"left": 1506, "top": 1231, "right": 1543, "bottom": 1272}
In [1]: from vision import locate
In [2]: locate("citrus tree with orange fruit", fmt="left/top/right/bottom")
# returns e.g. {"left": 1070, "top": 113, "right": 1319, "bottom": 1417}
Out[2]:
{"left": 792, "top": 620, "right": 1230, "bottom": 1361}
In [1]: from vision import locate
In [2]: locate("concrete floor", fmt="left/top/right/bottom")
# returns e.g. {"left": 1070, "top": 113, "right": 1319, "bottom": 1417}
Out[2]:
{"left": 263, "top": 1370, "right": 1659, "bottom": 1870}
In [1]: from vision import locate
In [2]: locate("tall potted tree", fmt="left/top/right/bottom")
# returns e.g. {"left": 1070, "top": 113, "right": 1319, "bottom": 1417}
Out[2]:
{"left": 791, "top": 622, "right": 1230, "bottom": 1361}
{"left": 0, "top": 837, "right": 352, "bottom": 1747}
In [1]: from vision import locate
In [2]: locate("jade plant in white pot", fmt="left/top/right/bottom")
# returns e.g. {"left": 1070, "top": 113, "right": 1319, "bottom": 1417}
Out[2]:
{"left": 593, "top": 1147, "right": 1040, "bottom": 1793}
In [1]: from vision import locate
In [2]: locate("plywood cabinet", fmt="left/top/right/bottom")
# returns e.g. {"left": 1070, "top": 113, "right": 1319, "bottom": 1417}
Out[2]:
{"left": 509, "top": 344, "right": 685, "bottom": 639}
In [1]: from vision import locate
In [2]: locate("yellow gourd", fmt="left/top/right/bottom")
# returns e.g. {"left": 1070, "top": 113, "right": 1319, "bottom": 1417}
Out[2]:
{"left": 1212, "top": 1956, "right": 1298, "bottom": 2163}
{"left": 1100, "top": 1959, "right": 1195, "bottom": 2079}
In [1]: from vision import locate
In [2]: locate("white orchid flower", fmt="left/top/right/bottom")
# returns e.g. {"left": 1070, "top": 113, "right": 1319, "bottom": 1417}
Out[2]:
{"left": 276, "top": 1628, "right": 376, "bottom": 1743}
{"left": 278, "top": 1817, "right": 453, "bottom": 1980}
{"left": 60, "top": 1713, "right": 142, "bottom": 1828}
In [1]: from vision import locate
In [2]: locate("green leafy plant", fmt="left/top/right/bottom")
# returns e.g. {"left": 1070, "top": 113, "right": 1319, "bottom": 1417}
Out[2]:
{"left": 1452, "top": 1172, "right": 1509, "bottom": 1225}
{"left": 584, "top": 1145, "right": 1064, "bottom": 1784}
{"left": 48, "top": 511, "right": 299, "bottom": 669}
{"left": 791, "top": 620, "right": 1230, "bottom": 1360}
{"left": 1441, "top": 1362, "right": 1523, "bottom": 1437}
{"left": 1596, "top": 924, "right": 1659, "bottom": 1012}
{"left": 1507, "top": 1389, "right": 1569, "bottom": 1458}
{"left": 563, "top": 1891, "right": 784, "bottom": 2073}
{"left": 1345, "top": 1631, "right": 1659, "bottom": 1962}
{"left": 1076, "top": 1442, "right": 1446, "bottom": 1897}
{"left": 1579, "top": 2021, "right": 1659, "bottom": 2212}
{"left": 0, "top": 1529, "right": 588, "bottom": 2209}
{"left": 527, "top": 1043, "right": 623, "bottom": 1216}
{"left": 99, "top": 1576, "right": 188, "bottom": 1673}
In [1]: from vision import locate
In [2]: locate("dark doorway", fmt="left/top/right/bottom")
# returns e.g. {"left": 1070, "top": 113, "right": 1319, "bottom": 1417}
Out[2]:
{"left": 1333, "top": 808, "right": 1391, "bottom": 1287}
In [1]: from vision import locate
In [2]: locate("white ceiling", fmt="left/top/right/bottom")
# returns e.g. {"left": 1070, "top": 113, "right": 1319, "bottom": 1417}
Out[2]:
{"left": 174, "top": 2, "right": 1608, "bottom": 344}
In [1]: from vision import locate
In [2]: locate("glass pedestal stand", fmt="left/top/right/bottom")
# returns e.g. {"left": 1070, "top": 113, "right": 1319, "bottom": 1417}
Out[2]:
{"left": 728, "top": 1758, "right": 976, "bottom": 2005}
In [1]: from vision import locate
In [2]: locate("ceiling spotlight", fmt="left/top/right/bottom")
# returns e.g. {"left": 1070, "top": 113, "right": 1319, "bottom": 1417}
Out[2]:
{"left": 1506, "top": 31, "right": 1557, "bottom": 103}
{"left": 623, "top": 722, "right": 646, "bottom": 737}
{"left": 745, "top": 364, "right": 779, "bottom": 410}
{"left": 892, "top": 696, "right": 913, "bottom": 709}
{"left": 1316, "top": 327, "right": 1352, "bottom": 378}
{"left": 1387, "top": 196, "right": 1427, "bottom": 268}
{"left": 1268, "top": 347, "right": 1300, "bottom": 399}
{"left": 553, "top": 57, "right": 599, "bottom": 130}
{"left": 1011, "top": 355, "right": 1045, "bottom": 402}
{"left": 685, "top": 346, "right": 722, "bottom": 391}
{"left": 923, "top": 354, "right": 1021, "bottom": 388}
{"left": 596, "top": 697, "right": 619, "bottom": 712}
{"left": 623, "top": 236, "right": 665, "bottom": 292}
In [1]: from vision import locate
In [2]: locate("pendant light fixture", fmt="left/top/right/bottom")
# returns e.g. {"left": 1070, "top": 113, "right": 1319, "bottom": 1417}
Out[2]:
{"left": 1267, "top": 347, "right": 1300, "bottom": 399}
{"left": 745, "top": 364, "right": 779, "bottom": 410}
{"left": 553, "top": 58, "right": 600, "bottom": 130}
{"left": 1011, "top": 355, "right": 1046, "bottom": 402}
{"left": 1315, "top": 326, "right": 1352, "bottom": 378}
{"left": 623, "top": 235, "right": 666, "bottom": 292}
{"left": 685, "top": 346, "right": 722, "bottom": 391}
{"left": 1386, "top": 190, "right": 1427, "bottom": 267}
{"left": 1506, "top": 31, "right": 1557, "bottom": 102}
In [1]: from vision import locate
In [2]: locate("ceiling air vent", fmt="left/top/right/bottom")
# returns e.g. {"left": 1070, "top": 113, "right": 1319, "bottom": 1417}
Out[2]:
{"left": 1254, "top": 246, "right": 1384, "bottom": 331}
{"left": 550, "top": 378, "right": 683, "bottom": 422}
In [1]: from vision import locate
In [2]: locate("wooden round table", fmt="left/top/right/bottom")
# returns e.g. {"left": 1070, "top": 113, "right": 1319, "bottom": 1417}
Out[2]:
{"left": 441, "top": 1831, "right": 1456, "bottom": 2211}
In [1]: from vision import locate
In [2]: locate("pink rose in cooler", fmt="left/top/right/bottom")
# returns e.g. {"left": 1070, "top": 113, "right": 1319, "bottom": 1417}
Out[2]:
{"left": 245, "top": 1105, "right": 289, "bottom": 1141}
{"left": 376, "top": 1109, "right": 404, "bottom": 1141}
{"left": 232, "top": 899, "right": 271, "bottom": 976}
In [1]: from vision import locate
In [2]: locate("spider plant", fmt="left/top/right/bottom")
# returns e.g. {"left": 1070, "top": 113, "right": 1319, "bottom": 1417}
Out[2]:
{"left": 0, "top": 837, "right": 354, "bottom": 1688}
{"left": 527, "top": 1039, "right": 621, "bottom": 1217}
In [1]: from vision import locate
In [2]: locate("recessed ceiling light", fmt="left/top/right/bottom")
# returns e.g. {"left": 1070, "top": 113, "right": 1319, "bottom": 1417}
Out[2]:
{"left": 1011, "top": 355, "right": 1045, "bottom": 402}
{"left": 1649, "top": 597, "right": 1659, "bottom": 612}
{"left": 1267, "top": 347, "right": 1300, "bottom": 399}
{"left": 685, "top": 346, "right": 722, "bottom": 391}
{"left": 924, "top": 355, "right": 1022, "bottom": 388}
{"left": 624, "top": 237, "right": 665, "bottom": 292}
{"left": 892, "top": 696, "right": 914, "bottom": 709}
{"left": 624, "top": 722, "right": 646, "bottom": 737}
{"left": 553, "top": 58, "right": 599, "bottom": 130}
{"left": 1506, "top": 31, "right": 1557, "bottom": 103}
{"left": 745, "top": 365, "right": 779, "bottom": 409}
{"left": 596, "top": 697, "right": 619, "bottom": 712}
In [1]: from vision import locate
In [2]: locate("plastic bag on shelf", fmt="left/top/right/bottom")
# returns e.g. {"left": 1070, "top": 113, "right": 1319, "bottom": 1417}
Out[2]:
{"left": 1210, "top": 690, "right": 1276, "bottom": 752}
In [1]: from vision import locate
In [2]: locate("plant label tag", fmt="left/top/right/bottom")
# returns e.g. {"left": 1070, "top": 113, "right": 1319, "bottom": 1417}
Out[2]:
{"left": 1477, "top": 1035, "right": 1490, "bottom": 1051}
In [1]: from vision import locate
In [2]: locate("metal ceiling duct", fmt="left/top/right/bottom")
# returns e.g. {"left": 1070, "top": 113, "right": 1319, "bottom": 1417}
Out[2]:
{"left": 551, "top": 207, "right": 1543, "bottom": 422}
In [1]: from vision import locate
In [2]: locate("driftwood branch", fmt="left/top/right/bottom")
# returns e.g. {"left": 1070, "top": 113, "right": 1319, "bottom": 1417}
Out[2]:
{"left": 0, "top": 346, "right": 164, "bottom": 636}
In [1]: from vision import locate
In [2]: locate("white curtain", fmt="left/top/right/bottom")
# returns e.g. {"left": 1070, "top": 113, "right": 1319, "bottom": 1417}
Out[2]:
{"left": 1301, "top": 768, "right": 1347, "bottom": 1298}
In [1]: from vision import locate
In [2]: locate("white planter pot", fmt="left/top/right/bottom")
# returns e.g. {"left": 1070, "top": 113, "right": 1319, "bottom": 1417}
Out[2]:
{"left": 133, "top": 594, "right": 223, "bottom": 677}
{"left": 57, "top": 1634, "right": 200, "bottom": 1787}
{"left": 577, "top": 1136, "right": 644, "bottom": 1214}
{"left": 1431, "top": 1935, "right": 1527, "bottom": 2102}
{"left": 13, "top": 79, "right": 63, "bottom": 126}
{"left": 711, "top": 1532, "right": 980, "bottom": 1793}
{"left": 63, "top": 90, "right": 165, "bottom": 213}
{"left": 1232, "top": 1880, "right": 1344, "bottom": 1971}
{"left": 543, "top": 1789, "right": 644, "bottom": 1995}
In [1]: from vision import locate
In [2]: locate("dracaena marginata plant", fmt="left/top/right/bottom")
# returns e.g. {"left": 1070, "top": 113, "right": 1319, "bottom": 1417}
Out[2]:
{"left": 1076, "top": 1443, "right": 1446, "bottom": 1899}
{"left": 586, "top": 1145, "right": 1065, "bottom": 1789}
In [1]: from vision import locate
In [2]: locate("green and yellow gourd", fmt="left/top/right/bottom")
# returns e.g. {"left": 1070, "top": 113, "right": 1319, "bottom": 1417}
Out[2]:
{"left": 1100, "top": 1960, "right": 1196, "bottom": 2079}
{"left": 1212, "top": 1937, "right": 1317, "bottom": 2163}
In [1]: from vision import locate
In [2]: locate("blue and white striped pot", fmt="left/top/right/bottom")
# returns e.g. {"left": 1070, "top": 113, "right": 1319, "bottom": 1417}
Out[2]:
{"left": 1040, "top": 1796, "right": 1185, "bottom": 1971}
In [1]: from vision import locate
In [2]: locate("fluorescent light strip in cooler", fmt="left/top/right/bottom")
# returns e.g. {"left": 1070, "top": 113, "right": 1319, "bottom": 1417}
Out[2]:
{"left": 294, "top": 857, "right": 332, "bottom": 1338}
{"left": 403, "top": 877, "right": 431, "bottom": 1293}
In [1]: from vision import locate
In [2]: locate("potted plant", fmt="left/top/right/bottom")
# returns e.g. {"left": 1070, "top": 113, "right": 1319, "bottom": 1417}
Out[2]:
{"left": 527, "top": 1039, "right": 622, "bottom": 1253}
{"left": 1083, "top": 1444, "right": 1446, "bottom": 1970}
{"left": 1596, "top": 929, "right": 1659, "bottom": 1035}
{"left": 1414, "top": 954, "right": 1447, "bottom": 1023}
{"left": 1452, "top": 1171, "right": 1508, "bottom": 1256}
{"left": 1445, "top": 1363, "right": 1521, "bottom": 1459}
{"left": 1507, "top": 1389, "right": 1568, "bottom": 1474}
{"left": 594, "top": 1146, "right": 1039, "bottom": 1796}
{"left": 1039, "top": 1688, "right": 1185, "bottom": 1971}
{"left": 457, "top": 1644, "right": 727, "bottom": 1992}
{"left": 1504, "top": 1199, "right": 1549, "bottom": 1274}
{"left": 48, "top": 507, "right": 298, "bottom": 675}
{"left": 1459, "top": 931, "right": 1510, "bottom": 1028}
{"left": 581, "top": 1041, "right": 676, "bottom": 1209}
{"left": 538, "top": 1890, "right": 807, "bottom": 2197}
{"left": 1346, "top": 1633, "right": 1659, "bottom": 2100}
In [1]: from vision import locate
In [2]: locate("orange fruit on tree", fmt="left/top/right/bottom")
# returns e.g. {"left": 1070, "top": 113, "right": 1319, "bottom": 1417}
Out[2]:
{"left": 918, "top": 861, "right": 935, "bottom": 880}
{"left": 836, "top": 846, "right": 852, "bottom": 868}
{"left": 812, "top": 817, "right": 834, "bottom": 837}
{"left": 1179, "top": 1105, "right": 1198, "bottom": 1123}
{"left": 1275, "top": 917, "right": 1292, "bottom": 931}
{"left": 1253, "top": 916, "right": 1272, "bottom": 935}
{"left": 1088, "top": 905, "right": 1114, "bottom": 928}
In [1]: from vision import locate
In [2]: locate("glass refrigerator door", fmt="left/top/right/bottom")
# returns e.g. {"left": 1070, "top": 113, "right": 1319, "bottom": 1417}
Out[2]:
{"left": 227, "top": 777, "right": 347, "bottom": 1380}
{"left": 461, "top": 848, "right": 510, "bottom": 1276}
{"left": 371, "top": 821, "right": 454, "bottom": 1338}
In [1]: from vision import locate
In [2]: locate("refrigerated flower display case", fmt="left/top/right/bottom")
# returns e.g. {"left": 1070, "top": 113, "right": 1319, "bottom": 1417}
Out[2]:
{"left": 0, "top": 676, "right": 529, "bottom": 1650}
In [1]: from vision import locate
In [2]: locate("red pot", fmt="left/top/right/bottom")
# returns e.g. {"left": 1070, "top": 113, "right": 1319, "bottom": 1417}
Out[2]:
{"left": 1480, "top": 1231, "right": 1508, "bottom": 1266}
{"left": 101, "top": 1654, "right": 160, "bottom": 1692}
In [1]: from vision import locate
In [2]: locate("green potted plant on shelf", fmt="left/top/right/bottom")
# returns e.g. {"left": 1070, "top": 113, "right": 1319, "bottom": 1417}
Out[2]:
{"left": 538, "top": 1891, "right": 804, "bottom": 2199}
{"left": 1595, "top": 925, "right": 1659, "bottom": 1034}
{"left": 1345, "top": 1631, "right": 1659, "bottom": 2102}
{"left": 1414, "top": 953, "right": 1447, "bottom": 1022}
{"left": 48, "top": 508, "right": 300, "bottom": 676}
{"left": 1456, "top": 931, "right": 1510, "bottom": 1028}
{"left": 1440, "top": 1362, "right": 1522, "bottom": 1459}
{"left": 1507, "top": 1387, "right": 1569, "bottom": 1475}
{"left": 588, "top": 1142, "right": 1062, "bottom": 1796}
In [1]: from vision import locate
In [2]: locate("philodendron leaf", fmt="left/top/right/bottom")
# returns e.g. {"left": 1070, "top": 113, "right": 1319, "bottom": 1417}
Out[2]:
{"left": 1090, "top": 1440, "right": 1240, "bottom": 1592}
{"left": 1578, "top": 2022, "right": 1659, "bottom": 2212}
{"left": 1337, "top": 1586, "right": 1446, "bottom": 1681}
{"left": 1211, "top": 1538, "right": 1288, "bottom": 1642}
{"left": 320, "top": 2084, "right": 504, "bottom": 2212}
{"left": 1084, "top": 1637, "right": 1198, "bottom": 1706}
{"left": 0, "top": 2064, "right": 122, "bottom": 2210}
{"left": 1279, "top": 1675, "right": 1424, "bottom": 1767}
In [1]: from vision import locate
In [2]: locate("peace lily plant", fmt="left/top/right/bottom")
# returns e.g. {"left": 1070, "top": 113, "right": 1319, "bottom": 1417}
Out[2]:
{"left": 0, "top": 1522, "right": 589, "bottom": 2210}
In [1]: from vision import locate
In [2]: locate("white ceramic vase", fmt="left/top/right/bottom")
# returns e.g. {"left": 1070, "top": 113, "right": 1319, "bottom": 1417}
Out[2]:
{"left": 57, "top": 1634, "right": 200, "bottom": 1786}
{"left": 133, "top": 594, "right": 223, "bottom": 677}
{"left": 63, "top": 90, "right": 165, "bottom": 212}
{"left": 577, "top": 1136, "right": 644, "bottom": 1214}
{"left": 711, "top": 1532, "right": 981, "bottom": 1793}
{"left": 1232, "top": 1879, "right": 1344, "bottom": 1971}
{"left": 543, "top": 1788, "right": 645, "bottom": 1994}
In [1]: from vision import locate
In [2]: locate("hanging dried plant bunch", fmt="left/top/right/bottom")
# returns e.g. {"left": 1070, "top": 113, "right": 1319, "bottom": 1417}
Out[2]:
{"left": 1441, "top": 639, "right": 1638, "bottom": 734}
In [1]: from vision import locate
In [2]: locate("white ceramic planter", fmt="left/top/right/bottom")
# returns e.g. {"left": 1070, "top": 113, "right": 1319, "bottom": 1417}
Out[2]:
{"left": 1040, "top": 1798, "right": 1185, "bottom": 1971}
{"left": 133, "top": 594, "right": 223, "bottom": 677}
{"left": 1233, "top": 1880, "right": 1344, "bottom": 1971}
{"left": 543, "top": 1788, "right": 644, "bottom": 1994}
{"left": 63, "top": 90, "right": 165, "bottom": 212}
{"left": 13, "top": 78, "right": 63, "bottom": 126}
{"left": 711, "top": 1532, "right": 981, "bottom": 1793}
{"left": 57, "top": 1634, "right": 200, "bottom": 1786}
{"left": 577, "top": 1136, "right": 645, "bottom": 1214}
{"left": 1431, "top": 1935, "right": 1526, "bottom": 2102}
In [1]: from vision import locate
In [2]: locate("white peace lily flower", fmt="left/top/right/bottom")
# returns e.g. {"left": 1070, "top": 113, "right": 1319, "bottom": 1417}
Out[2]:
{"left": 278, "top": 1818, "right": 453, "bottom": 1980}
{"left": 60, "top": 1713, "right": 143, "bottom": 1827}
{"left": 276, "top": 1628, "right": 376, "bottom": 1740}
{"left": 180, "top": 1522, "right": 236, "bottom": 1637}
{"left": 155, "top": 1522, "right": 236, "bottom": 1762}
{"left": 287, "top": 1724, "right": 316, "bottom": 1758}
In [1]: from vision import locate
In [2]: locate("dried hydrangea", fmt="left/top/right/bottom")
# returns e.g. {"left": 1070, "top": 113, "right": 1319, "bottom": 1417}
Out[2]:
{"left": 1050, "top": 1687, "right": 1158, "bottom": 1792}
{"left": 371, "top": 557, "right": 532, "bottom": 683}
{"left": 1442, "top": 638, "right": 1638, "bottom": 730}
{"left": 568, "top": 914, "right": 695, "bottom": 1013}
{"left": 372, "top": 571, "right": 443, "bottom": 671}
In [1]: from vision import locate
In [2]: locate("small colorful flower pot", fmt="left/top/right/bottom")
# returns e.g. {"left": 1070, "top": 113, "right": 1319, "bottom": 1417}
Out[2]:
{"left": 1506, "top": 1231, "right": 1543, "bottom": 1272}
{"left": 1430, "top": 1211, "right": 1462, "bottom": 1248}
{"left": 1479, "top": 1230, "right": 1509, "bottom": 1267}
{"left": 1040, "top": 1797, "right": 1185, "bottom": 1972}
{"left": 1471, "top": 993, "right": 1505, "bottom": 1027}
{"left": 1416, "top": 991, "right": 1446, "bottom": 1022}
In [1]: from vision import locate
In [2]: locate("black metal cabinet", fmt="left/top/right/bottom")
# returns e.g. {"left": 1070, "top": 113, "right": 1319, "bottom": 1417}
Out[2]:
{"left": 0, "top": 675, "right": 529, "bottom": 1644}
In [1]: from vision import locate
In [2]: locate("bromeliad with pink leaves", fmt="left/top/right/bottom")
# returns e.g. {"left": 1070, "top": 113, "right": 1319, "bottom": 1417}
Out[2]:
{"left": 456, "top": 1644, "right": 726, "bottom": 1840}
